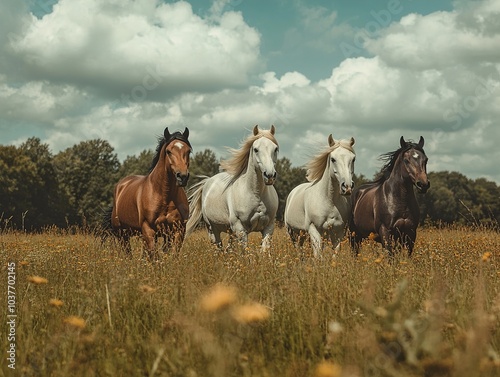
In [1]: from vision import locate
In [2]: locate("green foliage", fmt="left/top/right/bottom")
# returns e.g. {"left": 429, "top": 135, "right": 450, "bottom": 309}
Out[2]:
{"left": 53, "top": 139, "right": 119, "bottom": 227}
{"left": 419, "top": 171, "right": 500, "bottom": 226}
{"left": 188, "top": 149, "right": 220, "bottom": 186}
{"left": 119, "top": 149, "right": 154, "bottom": 178}
{"left": 0, "top": 138, "right": 68, "bottom": 229}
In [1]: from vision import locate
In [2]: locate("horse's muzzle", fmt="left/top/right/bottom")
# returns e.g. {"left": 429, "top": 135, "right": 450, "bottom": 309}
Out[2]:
{"left": 176, "top": 173, "right": 189, "bottom": 187}
{"left": 263, "top": 171, "right": 277, "bottom": 185}
{"left": 341, "top": 182, "right": 353, "bottom": 196}
{"left": 415, "top": 180, "right": 430, "bottom": 193}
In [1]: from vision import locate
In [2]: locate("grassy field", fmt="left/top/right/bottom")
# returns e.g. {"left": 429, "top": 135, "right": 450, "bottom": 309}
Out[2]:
{"left": 1, "top": 225, "right": 499, "bottom": 377}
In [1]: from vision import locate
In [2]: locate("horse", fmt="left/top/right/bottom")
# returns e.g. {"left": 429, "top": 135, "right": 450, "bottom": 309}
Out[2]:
{"left": 349, "top": 136, "right": 430, "bottom": 257}
{"left": 284, "top": 135, "right": 356, "bottom": 258}
{"left": 186, "top": 125, "right": 279, "bottom": 252}
{"left": 109, "top": 127, "right": 191, "bottom": 258}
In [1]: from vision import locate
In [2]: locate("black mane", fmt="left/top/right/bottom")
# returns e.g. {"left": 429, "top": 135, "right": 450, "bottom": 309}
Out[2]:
{"left": 149, "top": 136, "right": 167, "bottom": 173}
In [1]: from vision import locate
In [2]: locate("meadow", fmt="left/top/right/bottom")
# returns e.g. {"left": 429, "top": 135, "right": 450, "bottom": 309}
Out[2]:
{"left": 1, "top": 226, "right": 499, "bottom": 377}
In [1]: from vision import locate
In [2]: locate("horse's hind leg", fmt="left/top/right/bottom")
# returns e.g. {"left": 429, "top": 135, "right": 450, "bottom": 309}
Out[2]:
{"left": 116, "top": 231, "right": 132, "bottom": 256}
{"left": 207, "top": 224, "right": 223, "bottom": 250}
{"left": 349, "top": 231, "right": 362, "bottom": 256}
{"left": 287, "top": 226, "right": 305, "bottom": 247}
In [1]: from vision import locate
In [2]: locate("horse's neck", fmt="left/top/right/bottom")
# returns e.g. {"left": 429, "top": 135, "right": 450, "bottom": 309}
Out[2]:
{"left": 149, "top": 150, "right": 176, "bottom": 197}
{"left": 385, "top": 159, "right": 414, "bottom": 199}
{"left": 319, "top": 161, "right": 339, "bottom": 198}
{"left": 239, "top": 156, "right": 265, "bottom": 194}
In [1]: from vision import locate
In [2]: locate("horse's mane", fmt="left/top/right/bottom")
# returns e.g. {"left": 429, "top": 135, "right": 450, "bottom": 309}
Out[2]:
{"left": 219, "top": 129, "right": 278, "bottom": 179}
{"left": 306, "top": 140, "right": 355, "bottom": 182}
{"left": 371, "top": 140, "right": 425, "bottom": 184}
{"left": 149, "top": 131, "right": 191, "bottom": 173}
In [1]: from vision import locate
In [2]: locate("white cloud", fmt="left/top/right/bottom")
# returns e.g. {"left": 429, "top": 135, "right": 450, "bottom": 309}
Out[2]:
{"left": 8, "top": 0, "right": 261, "bottom": 98}
{"left": 365, "top": 11, "right": 500, "bottom": 71}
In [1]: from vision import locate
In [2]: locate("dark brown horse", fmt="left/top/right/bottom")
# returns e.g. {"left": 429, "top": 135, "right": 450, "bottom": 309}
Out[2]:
{"left": 110, "top": 127, "right": 191, "bottom": 258}
{"left": 349, "top": 136, "right": 429, "bottom": 256}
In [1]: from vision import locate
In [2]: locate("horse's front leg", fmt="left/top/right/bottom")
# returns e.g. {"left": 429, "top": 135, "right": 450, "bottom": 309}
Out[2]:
{"left": 308, "top": 223, "right": 323, "bottom": 258}
{"left": 141, "top": 222, "right": 157, "bottom": 260}
{"left": 402, "top": 228, "right": 417, "bottom": 257}
{"left": 261, "top": 222, "right": 275, "bottom": 253}
{"left": 231, "top": 219, "right": 249, "bottom": 250}
{"left": 379, "top": 224, "right": 394, "bottom": 258}
{"left": 328, "top": 227, "right": 344, "bottom": 255}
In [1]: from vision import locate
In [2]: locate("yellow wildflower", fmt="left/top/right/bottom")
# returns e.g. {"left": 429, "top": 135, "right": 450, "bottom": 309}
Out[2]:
{"left": 200, "top": 284, "right": 237, "bottom": 313}
{"left": 314, "top": 361, "right": 342, "bottom": 377}
{"left": 28, "top": 276, "right": 48, "bottom": 284}
{"left": 232, "top": 302, "right": 270, "bottom": 324}
{"left": 64, "top": 316, "right": 86, "bottom": 330}
{"left": 482, "top": 252, "right": 492, "bottom": 262}
{"left": 49, "top": 299, "right": 64, "bottom": 308}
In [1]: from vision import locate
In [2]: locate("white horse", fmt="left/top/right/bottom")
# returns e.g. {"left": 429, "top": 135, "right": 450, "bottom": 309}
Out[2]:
{"left": 186, "top": 125, "right": 279, "bottom": 251}
{"left": 284, "top": 134, "right": 355, "bottom": 257}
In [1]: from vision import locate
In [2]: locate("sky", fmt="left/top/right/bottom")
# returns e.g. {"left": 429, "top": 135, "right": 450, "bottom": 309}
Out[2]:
{"left": 1, "top": 0, "right": 500, "bottom": 183}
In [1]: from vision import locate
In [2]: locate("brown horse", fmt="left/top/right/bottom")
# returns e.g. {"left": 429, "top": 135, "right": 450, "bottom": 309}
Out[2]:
{"left": 349, "top": 136, "right": 429, "bottom": 256}
{"left": 110, "top": 127, "right": 191, "bottom": 258}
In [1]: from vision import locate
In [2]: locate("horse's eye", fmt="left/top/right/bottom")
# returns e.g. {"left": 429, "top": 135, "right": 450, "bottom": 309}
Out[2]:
{"left": 331, "top": 158, "right": 336, "bottom": 163}
{"left": 254, "top": 148, "right": 259, "bottom": 153}
{"left": 166, "top": 150, "right": 172, "bottom": 155}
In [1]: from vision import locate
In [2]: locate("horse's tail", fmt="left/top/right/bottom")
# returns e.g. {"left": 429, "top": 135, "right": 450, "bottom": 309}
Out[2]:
{"left": 186, "top": 176, "right": 209, "bottom": 237}
{"left": 97, "top": 205, "right": 115, "bottom": 241}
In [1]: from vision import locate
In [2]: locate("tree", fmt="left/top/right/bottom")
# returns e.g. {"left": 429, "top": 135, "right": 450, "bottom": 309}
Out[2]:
{"left": 20, "top": 138, "right": 68, "bottom": 228}
{"left": 53, "top": 139, "right": 120, "bottom": 227}
{"left": 188, "top": 149, "right": 220, "bottom": 187}
{"left": 119, "top": 149, "right": 154, "bottom": 178}
{"left": 0, "top": 145, "right": 37, "bottom": 228}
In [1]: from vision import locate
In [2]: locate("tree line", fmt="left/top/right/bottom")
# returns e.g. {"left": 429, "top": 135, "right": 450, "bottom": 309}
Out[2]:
{"left": 1, "top": 137, "right": 498, "bottom": 230}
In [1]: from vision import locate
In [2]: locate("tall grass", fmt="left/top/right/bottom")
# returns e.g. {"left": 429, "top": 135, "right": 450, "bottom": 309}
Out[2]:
{"left": 1, "top": 226, "right": 499, "bottom": 376}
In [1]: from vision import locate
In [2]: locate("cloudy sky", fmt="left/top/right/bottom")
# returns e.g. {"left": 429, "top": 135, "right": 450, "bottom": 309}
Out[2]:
{"left": 1, "top": 0, "right": 500, "bottom": 182}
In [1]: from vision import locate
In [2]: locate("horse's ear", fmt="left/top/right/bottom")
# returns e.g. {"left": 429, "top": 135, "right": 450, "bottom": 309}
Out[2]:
{"left": 350, "top": 137, "right": 355, "bottom": 146}
{"left": 400, "top": 136, "right": 407, "bottom": 149}
{"left": 328, "top": 134, "right": 335, "bottom": 147}
{"left": 270, "top": 125, "right": 275, "bottom": 135}
{"left": 164, "top": 127, "right": 171, "bottom": 140}
{"left": 183, "top": 127, "right": 189, "bottom": 139}
{"left": 253, "top": 125, "right": 259, "bottom": 135}
{"left": 418, "top": 136, "right": 424, "bottom": 148}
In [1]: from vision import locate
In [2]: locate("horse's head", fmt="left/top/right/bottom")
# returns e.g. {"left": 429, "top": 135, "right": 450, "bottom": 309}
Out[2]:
{"left": 328, "top": 135, "right": 356, "bottom": 195}
{"left": 251, "top": 125, "right": 279, "bottom": 185}
{"left": 164, "top": 127, "right": 191, "bottom": 187}
{"left": 400, "top": 136, "right": 430, "bottom": 193}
